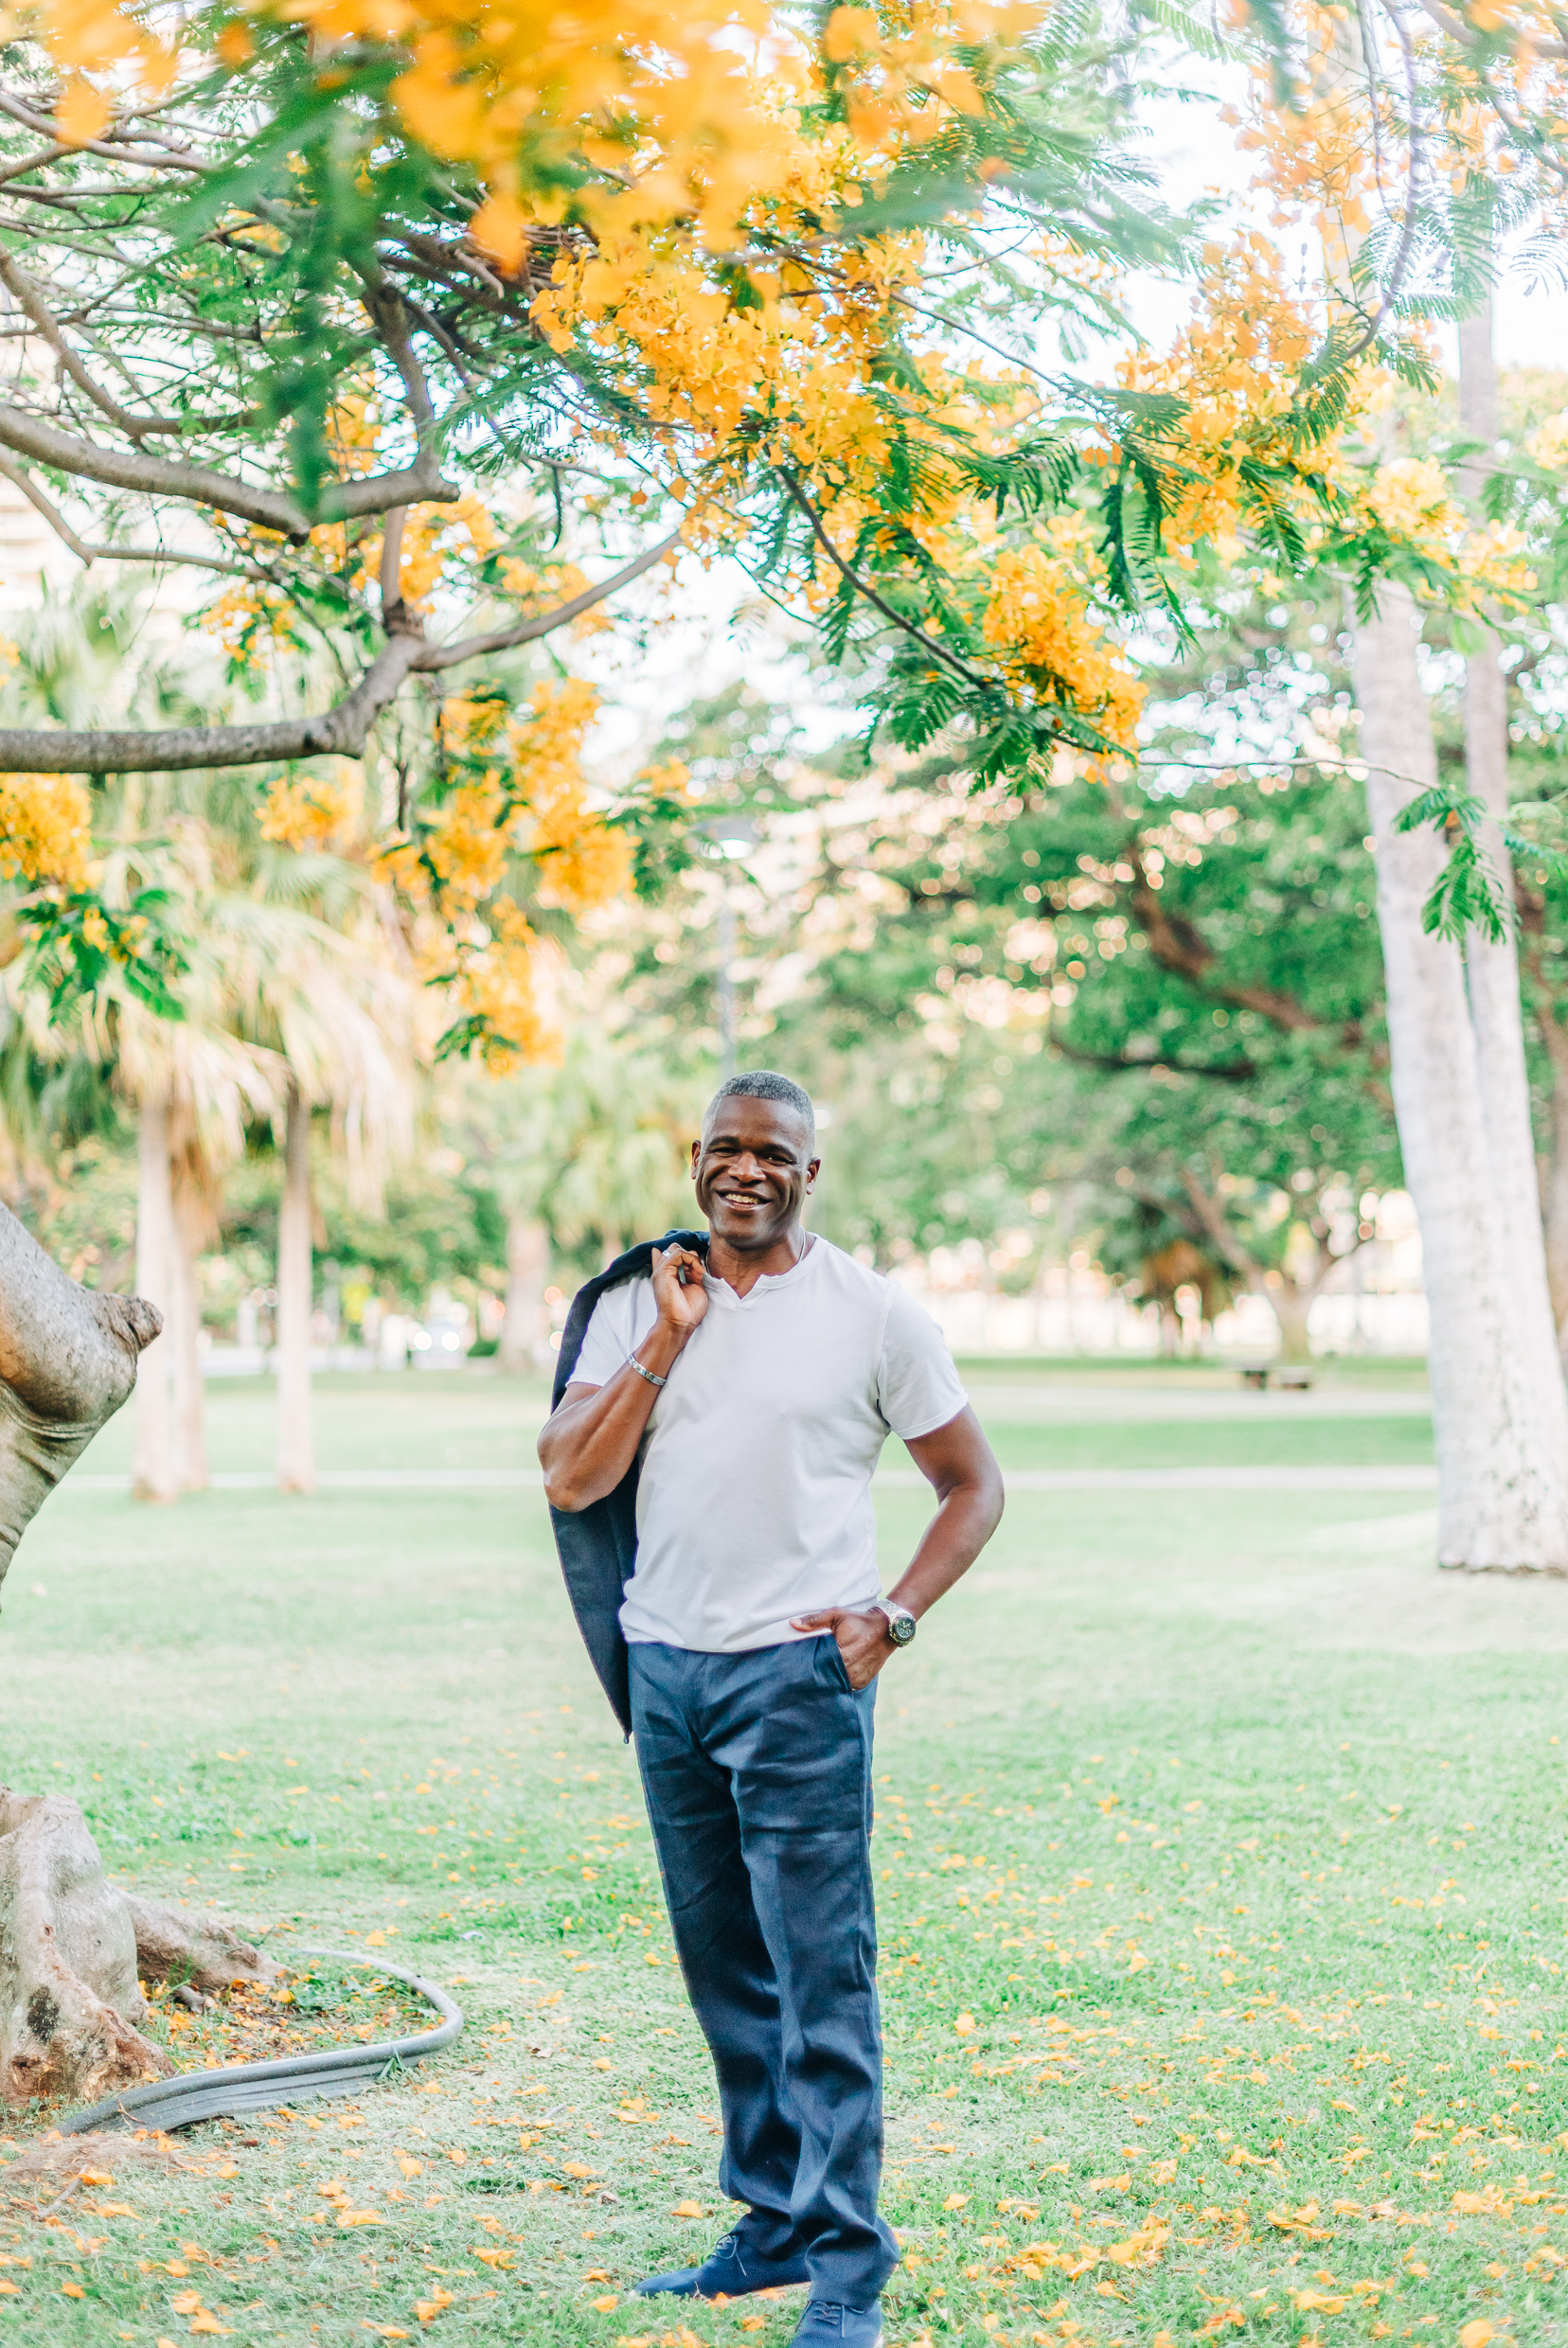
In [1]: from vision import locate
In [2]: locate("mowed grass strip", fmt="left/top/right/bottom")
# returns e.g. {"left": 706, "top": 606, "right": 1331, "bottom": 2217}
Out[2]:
{"left": 0, "top": 1379, "right": 1561, "bottom": 2347}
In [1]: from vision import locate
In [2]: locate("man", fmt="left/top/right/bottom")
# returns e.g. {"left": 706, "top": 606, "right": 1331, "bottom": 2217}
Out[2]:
{"left": 539, "top": 1071, "right": 1004, "bottom": 2348}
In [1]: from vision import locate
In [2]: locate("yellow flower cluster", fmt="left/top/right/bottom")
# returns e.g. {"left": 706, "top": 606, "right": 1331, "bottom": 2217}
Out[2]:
{"left": 33, "top": 0, "right": 174, "bottom": 148}
{"left": 1352, "top": 455, "right": 1535, "bottom": 603}
{"left": 532, "top": 233, "right": 915, "bottom": 525}
{"left": 497, "top": 559, "right": 609, "bottom": 636}
{"left": 457, "top": 927, "right": 560, "bottom": 1074}
{"left": 1527, "top": 412, "right": 1568, "bottom": 471}
{"left": 0, "top": 774, "right": 94, "bottom": 891}
{"left": 383, "top": 676, "right": 626, "bottom": 958}
{"left": 512, "top": 679, "right": 632, "bottom": 913}
{"left": 392, "top": 496, "right": 498, "bottom": 604}
{"left": 34, "top": 0, "right": 1038, "bottom": 259}
{"left": 426, "top": 777, "right": 509, "bottom": 910}
{"left": 1115, "top": 233, "right": 1328, "bottom": 565}
{"left": 1365, "top": 454, "right": 1462, "bottom": 544}
{"left": 981, "top": 546, "right": 1145, "bottom": 752}
{"left": 258, "top": 772, "right": 356, "bottom": 849}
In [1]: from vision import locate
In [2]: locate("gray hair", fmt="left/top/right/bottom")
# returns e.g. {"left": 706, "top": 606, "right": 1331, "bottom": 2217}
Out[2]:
{"left": 704, "top": 1069, "right": 816, "bottom": 1145}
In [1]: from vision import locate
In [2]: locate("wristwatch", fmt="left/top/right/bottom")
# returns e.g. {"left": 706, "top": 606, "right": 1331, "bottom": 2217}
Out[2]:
{"left": 874, "top": 1599, "right": 918, "bottom": 1647}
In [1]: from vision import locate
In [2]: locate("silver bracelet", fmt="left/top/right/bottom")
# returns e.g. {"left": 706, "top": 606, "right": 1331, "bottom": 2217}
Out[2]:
{"left": 626, "top": 1354, "right": 668, "bottom": 1389}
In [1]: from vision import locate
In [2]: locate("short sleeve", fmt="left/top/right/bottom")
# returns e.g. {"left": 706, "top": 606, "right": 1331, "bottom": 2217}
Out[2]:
{"left": 570, "top": 1279, "right": 655, "bottom": 1389}
{"left": 877, "top": 1284, "right": 968, "bottom": 1441}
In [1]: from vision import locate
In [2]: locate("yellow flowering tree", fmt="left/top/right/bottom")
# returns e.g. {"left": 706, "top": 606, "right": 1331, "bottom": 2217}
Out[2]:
{"left": 0, "top": 0, "right": 1419, "bottom": 1061}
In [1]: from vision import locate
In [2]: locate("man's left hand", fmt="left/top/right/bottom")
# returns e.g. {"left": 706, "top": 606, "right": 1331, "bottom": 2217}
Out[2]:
{"left": 791, "top": 1607, "right": 895, "bottom": 1690}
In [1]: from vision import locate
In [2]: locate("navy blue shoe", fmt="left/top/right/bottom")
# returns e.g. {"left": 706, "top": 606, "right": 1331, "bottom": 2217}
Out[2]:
{"left": 634, "top": 2225, "right": 811, "bottom": 2300}
{"left": 791, "top": 2302, "right": 884, "bottom": 2348}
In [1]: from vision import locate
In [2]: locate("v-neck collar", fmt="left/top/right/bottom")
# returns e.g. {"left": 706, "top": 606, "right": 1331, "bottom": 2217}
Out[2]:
{"left": 703, "top": 1233, "right": 820, "bottom": 1307}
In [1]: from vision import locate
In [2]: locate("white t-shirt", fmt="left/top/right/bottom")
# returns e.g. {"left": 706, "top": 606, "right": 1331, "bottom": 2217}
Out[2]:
{"left": 570, "top": 1237, "right": 968, "bottom": 1654}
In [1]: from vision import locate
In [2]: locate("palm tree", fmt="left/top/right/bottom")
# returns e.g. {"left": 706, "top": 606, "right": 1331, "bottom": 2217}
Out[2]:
{"left": 214, "top": 875, "right": 415, "bottom": 1491}
{"left": 112, "top": 1005, "right": 281, "bottom": 1497}
{"left": 1, "top": 588, "right": 416, "bottom": 1496}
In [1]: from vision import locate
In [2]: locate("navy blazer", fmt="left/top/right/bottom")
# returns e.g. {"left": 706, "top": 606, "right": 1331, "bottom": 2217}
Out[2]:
{"left": 547, "top": 1228, "right": 710, "bottom": 1735}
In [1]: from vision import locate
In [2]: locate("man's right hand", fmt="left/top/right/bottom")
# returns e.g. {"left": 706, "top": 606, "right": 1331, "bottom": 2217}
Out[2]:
{"left": 541, "top": 1246, "right": 707, "bottom": 1512}
{"left": 651, "top": 1244, "right": 708, "bottom": 1342}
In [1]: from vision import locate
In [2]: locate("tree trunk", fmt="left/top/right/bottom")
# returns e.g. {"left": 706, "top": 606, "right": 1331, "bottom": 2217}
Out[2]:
{"left": 499, "top": 1213, "right": 548, "bottom": 1372}
{"left": 170, "top": 1190, "right": 208, "bottom": 1493}
{"left": 276, "top": 1082, "right": 315, "bottom": 1495}
{"left": 0, "top": 1788, "right": 279, "bottom": 2108}
{"left": 0, "top": 1789, "right": 167, "bottom": 2106}
{"left": 132, "top": 1094, "right": 176, "bottom": 1505}
{"left": 1458, "top": 306, "right": 1565, "bottom": 1397}
{"left": 0, "top": 1201, "right": 160, "bottom": 1595}
{"left": 1269, "top": 1279, "right": 1313, "bottom": 1365}
{"left": 1532, "top": 982, "right": 1568, "bottom": 1343}
{"left": 1354, "top": 581, "right": 1568, "bottom": 1568}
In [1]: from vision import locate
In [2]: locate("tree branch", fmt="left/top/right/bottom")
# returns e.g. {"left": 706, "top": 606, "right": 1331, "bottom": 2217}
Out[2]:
{"left": 1127, "top": 849, "right": 1358, "bottom": 1038}
{"left": 0, "top": 450, "right": 270, "bottom": 578}
{"left": 1406, "top": 0, "right": 1567, "bottom": 54}
{"left": 1180, "top": 1165, "right": 1267, "bottom": 1286}
{"left": 0, "top": 87, "right": 205, "bottom": 172}
{"left": 1049, "top": 1030, "right": 1259, "bottom": 1083}
{"left": 380, "top": 505, "right": 407, "bottom": 614}
{"left": 0, "top": 402, "right": 455, "bottom": 536}
{"left": 0, "top": 139, "right": 64, "bottom": 189}
{"left": 0, "top": 531, "right": 683, "bottom": 768}
{"left": 1328, "top": 0, "right": 1425, "bottom": 365}
{"left": 0, "top": 248, "right": 194, "bottom": 440}
{"left": 0, "top": 639, "right": 423, "bottom": 774}
{"left": 412, "top": 529, "right": 682, "bottom": 672}
{"left": 778, "top": 472, "right": 987, "bottom": 688}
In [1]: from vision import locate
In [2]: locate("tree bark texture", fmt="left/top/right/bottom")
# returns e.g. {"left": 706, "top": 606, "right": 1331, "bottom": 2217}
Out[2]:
{"left": 499, "top": 1215, "right": 549, "bottom": 1373}
{"left": 0, "top": 1790, "right": 168, "bottom": 2105}
{"left": 0, "top": 1202, "right": 160, "bottom": 1596}
{"left": 276, "top": 1083, "right": 315, "bottom": 1495}
{"left": 1456, "top": 306, "right": 1566, "bottom": 1408}
{"left": 1355, "top": 582, "right": 1568, "bottom": 1568}
{"left": 120, "top": 1894, "right": 280, "bottom": 1994}
{"left": 1531, "top": 979, "right": 1568, "bottom": 1342}
{"left": 0, "top": 1790, "right": 279, "bottom": 2106}
{"left": 133, "top": 1095, "right": 176, "bottom": 1505}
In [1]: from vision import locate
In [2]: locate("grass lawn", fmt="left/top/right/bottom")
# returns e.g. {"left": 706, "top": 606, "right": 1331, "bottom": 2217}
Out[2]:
{"left": 1, "top": 1367, "right": 1563, "bottom": 2348}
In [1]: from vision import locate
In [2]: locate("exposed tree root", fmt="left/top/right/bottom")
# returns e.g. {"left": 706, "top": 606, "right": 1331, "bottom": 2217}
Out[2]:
{"left": 0, "top": 1790, "right": 278, "bottom": 2108}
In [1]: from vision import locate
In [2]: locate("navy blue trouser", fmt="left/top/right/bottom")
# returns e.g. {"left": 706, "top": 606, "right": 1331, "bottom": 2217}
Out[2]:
{"left": 629, "top": 1636, "right": 900, "bottom": 2309}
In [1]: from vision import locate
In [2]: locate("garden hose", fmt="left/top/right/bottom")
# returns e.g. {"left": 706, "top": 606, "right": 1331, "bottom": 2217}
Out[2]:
{"left": 58, "top": 1949, "right": 464, "bottom": 2137}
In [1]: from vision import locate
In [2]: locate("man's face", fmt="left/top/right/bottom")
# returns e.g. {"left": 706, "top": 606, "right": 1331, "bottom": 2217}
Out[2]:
{"left": 691, "top": 1097, "right": 820, "bottom": 1252}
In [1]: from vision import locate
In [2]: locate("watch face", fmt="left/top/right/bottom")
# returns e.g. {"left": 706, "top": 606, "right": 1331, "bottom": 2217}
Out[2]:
{"left": 888, "top": 1611, "right": 917, "bottom": 1645}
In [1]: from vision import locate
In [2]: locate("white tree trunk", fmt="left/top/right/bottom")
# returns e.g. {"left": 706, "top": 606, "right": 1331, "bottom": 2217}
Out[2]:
{"left": 1534, "top": 995, "right": 1568, "bottom": 1345}
{"left": 170, "top": 1191, "right": 208, "bottom": 1493}
{"left": 1355, "top": 582, "right": 1568, "bottom": 1567}
{"left": 132, "top": 1094, "right": 176, "bottom": 1505}
{"left": 499, "top": 1213, "right": 548, "bottom": 1373}
{"left": 276, "top": 1083, "right": 315, "bottom": 1495}
{"left": 1456, "top": 308, "right": 1568, "bottom": 1412}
